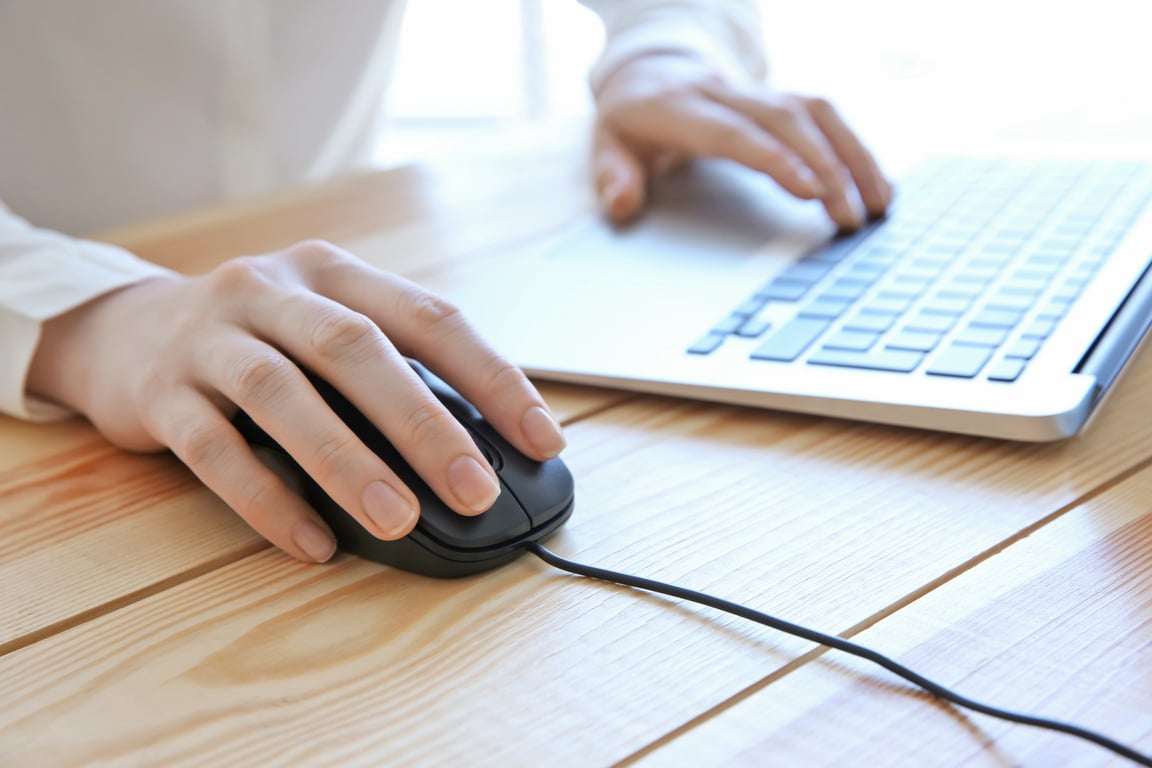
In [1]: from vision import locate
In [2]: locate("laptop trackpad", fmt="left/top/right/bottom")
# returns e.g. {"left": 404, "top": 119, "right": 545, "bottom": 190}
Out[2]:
{"left": 434, "top": 160, "right": 834, "bottom": 373}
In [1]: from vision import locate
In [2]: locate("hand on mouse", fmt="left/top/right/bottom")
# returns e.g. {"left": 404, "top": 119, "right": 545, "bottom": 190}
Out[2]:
{"left": 592, "top": 53, "right": 893, "bottom": 231}
{"left": 27, "top": 239, "right": 567, "bottom": 563}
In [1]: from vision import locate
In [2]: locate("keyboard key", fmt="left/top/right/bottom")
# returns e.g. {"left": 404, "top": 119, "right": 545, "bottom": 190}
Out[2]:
{"left": 885, "top": 329, "right": 944, "bottom": 352}
{"left": 1068, "top": 260, "right": 1100, "bottom": 278}
{"left": 751, "top": 317, "right": 832, "bottom": 361}
{"left": 890, "top": 273, "right": 935, "bottom": 290}
{"left": 926, "top": 343, "right": 994, "bottom": 378}
{"left": 904, "top": 312, "right": 957, "bottom": 334}
{"left": 735, "top": 318, "right": 772, "bottom": 338}
{"left": 821, "top": 329, "right": 882, "bottom": 351}
{"left": 1049, "top": 220, "right": 1094, "bottom": 239}
{"left": 936, "top": 286, "right": 983, "bottom": 300}
{"left": 820, "top": 279, "right": 872, "bottom": 301}
{"left": 842, "top": 311, "right": 897, "bottom": 333}
{"left": 1025, "top": 252, "right": 1072, "bottom": 266}
{"left": 1005, "top": 337, "right": 1042, "bottom": 359}
{"left": 922, "top": 242, "right": 965, "bottom": 258}
{"left": 844, "top": 260, "right": 890, "bottom": 279}
{"left": 805, "top": 228, "right": 876, "bottom": 263}
{"left": 969, "top": 308, "right": 1025, "bottom": 329}
{"left": 808, "top": 348, "right": 926, "bottom": 373}
{"left": 982, "top": 240, "right": 1024, "bottom": 255}
{"left": 954, "top": 326, "right": 1009, "bottom": 347}
{"left": 862, "top": 295, "right": 915, "bottom": 314}
{"left": 984, "top": 293, "right": 1035, "bottom": 313}
{"left": 1036, "top": 296, "right": 1075, "bottom": 319}
{"left": 1050, "top": 285, "right": 1083, "bottom": 302}
{"left": 733, "top": 297, "right": 769, "bottom": 317}
{"left": 686, "top": 333, "right": 726, "bottom": 355}
{"left": 918, "top": 300, "right": 967, "bottom": 317}
{"left": 711, "top": 315, "right": 745, "bottom": 334}
{"left": 799, "top": 296, "right": 854, "bottom": 319}
{"left": 921, "top": 297, "right": 973, "bottom": 316}
{"left": 874, "top": 286, "right": 921, "bottom": 301}
{"left": 778, "top": 260, "right": 836, "bottom": 283}
{"left": 1012, "top": 267, "right": 1059, "bottom": 282}
{"left": 953, "top": 272, "right": 997, "bottom": 287}
{"left": 967, "top": 253, "right": 1014, "bottom": 268}
{"left": 986, "top": 357, "right": 1028, "bottom": 382}
{"left": 992, "top": 227, "right": 1035, "bottom": 243}
{"left": 911, "top": 255, "right": 952, "bottom": 269}
{"left": 1021, "top": 318, "right": 1059, "bottom": 338}
{"left": 997, "top": 279, "right": 1048, "bottom": 297}
{"left": 756, "top": 279, "right": 812, "bottom": 301}
{"left": 956, "top": 266, "right": 1001, "bottom": 283}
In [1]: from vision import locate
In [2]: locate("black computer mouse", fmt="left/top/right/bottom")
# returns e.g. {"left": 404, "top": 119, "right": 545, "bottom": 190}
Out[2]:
{"left": 232, "top": 362, "right": 574, "bottom": 578}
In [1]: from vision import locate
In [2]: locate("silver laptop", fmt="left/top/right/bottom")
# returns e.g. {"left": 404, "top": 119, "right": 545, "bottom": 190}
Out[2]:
{"left": 428, "top": 154, "right": 1152, "bottom": 441}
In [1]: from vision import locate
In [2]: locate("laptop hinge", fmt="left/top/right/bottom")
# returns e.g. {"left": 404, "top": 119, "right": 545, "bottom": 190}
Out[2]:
{"left": 1075, "top": 253, "right": 1152, "bottom": 396}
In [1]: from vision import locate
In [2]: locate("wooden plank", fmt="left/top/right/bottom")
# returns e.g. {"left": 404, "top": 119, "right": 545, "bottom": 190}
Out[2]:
{"left": 0, "top": 419, "right": 263, "bottom": 655}
{"left": 633, "top": 461, "right": 1152, "bottom": 767}
{"left": 4, "top": 337, "right": 1152, "bottom": 765}
{"left": 0, "top": 379, "right": 624, "bottom": 655}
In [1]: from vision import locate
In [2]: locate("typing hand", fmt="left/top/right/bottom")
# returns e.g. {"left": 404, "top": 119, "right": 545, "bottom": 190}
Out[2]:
{"left": 27, "top": 240, "right": 566, "bottom": 562}
{"left": 592, "top": 53, "right": 893, "bottom": 230}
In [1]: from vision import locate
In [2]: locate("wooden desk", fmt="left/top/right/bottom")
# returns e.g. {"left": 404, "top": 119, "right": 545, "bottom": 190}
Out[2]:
{"left": 2, "top": 147, "right": 1150, "bottom": 767}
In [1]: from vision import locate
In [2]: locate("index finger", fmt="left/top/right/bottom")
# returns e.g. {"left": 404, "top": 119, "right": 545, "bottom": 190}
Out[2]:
{"left": 702, "top": 87, "right": 865, "bottom": 230}
{"left": 240, "top": 279, "right": 504, "bottom": 521}
{"left": 348, "top": 273, "right": 566, "bottom": 461}
{"left": 609, "top": 96, "right": 827, "bottom": 201}
{"left": 803, "top": 97, "right": 893, "bottom": 217}
{"left": 300, "top": 246, "right": 567, "bottom": 463}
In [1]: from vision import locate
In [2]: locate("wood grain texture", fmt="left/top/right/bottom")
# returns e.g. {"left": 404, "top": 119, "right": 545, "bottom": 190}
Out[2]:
{"left": 0, "top": 378, "right": 625, "bottom": 657}
{"left": 634, "top": 461, "right": 1152, "bottom": 768}
{"left": 0, "top": 417, "right": 262, "bottom": 655}
{"left": 3, "top": 339, "right": 1151, "bottom": 766}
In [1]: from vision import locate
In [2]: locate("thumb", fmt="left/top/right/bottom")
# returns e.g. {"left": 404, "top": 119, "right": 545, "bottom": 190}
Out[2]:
{"left": 593, "top": 128, "right": 647, "bottom": 223}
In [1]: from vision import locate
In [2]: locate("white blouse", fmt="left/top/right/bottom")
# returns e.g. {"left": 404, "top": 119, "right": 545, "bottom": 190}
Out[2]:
{"left": 0, "top": 0, "right": 765, "bottom": 419}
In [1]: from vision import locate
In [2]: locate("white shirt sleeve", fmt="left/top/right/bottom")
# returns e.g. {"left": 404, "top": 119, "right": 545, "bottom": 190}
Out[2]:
{"left": 0, "top": 201, "right": 174, "bottom": 421}
{"left": 0, "top": 0, "right": 763, "bottom": 424}
{"left": 580, "top": 0, "right": 768, "bottom": 91}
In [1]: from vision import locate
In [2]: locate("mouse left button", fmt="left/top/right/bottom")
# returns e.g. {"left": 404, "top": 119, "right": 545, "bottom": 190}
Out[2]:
{"left": 251, "top": 445, "right": 308, "bottom": 496}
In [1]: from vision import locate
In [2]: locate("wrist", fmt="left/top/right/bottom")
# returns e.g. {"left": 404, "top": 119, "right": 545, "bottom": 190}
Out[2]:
{"left": 27, "top": 275, "right": 181, "bottom": 417}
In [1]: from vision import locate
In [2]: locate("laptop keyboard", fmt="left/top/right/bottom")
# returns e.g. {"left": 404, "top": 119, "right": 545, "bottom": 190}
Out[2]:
{"left": 687, "top": 156, "right": 1152, "bottom": 382}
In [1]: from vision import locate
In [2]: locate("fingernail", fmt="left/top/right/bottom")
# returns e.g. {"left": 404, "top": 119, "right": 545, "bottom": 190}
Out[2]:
{"left": 362, "top": 480, "right": 418, "bottom": 538}
{"left": 832, "top": 195, "right": 865, "bottom": 231}
{"left": 522, "top": 405, "right": 566, "bottom": 458}
{"left": 293, "top": 519, "right": 337, "bottom": 562}
{"left": 599, "top": 179, "right": 621, "bottom": 208}
{"left": 796, "top": 167, "right": 826, "bottom": 198}
{"left": 448, "top": 455, "right": 501, "bottom": 513}
{"left": 876, "top": 176, "right": 895, "bottom": 206}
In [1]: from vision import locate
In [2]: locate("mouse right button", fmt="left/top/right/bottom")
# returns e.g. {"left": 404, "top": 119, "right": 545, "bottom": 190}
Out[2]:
{"left": 504, "top": 456, "right": 575, "bottom": 527}
{"left": 419, "top": 482, "right": 531, "bottom": 549}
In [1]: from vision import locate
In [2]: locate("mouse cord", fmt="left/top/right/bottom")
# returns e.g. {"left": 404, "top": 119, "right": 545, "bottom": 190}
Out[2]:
{"left": 524, "top": 541, "right": 1152, "bottom": 767}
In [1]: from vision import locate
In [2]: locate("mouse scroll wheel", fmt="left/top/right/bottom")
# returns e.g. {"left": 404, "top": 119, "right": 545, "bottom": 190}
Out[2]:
{"left": 467, "top": 429, "right": 503, "bottom": 470}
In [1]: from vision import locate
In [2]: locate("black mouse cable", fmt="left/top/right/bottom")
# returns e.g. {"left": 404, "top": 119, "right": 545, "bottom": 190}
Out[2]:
{"left": 524, "top": 541, "right": 1152, "bottom": 766}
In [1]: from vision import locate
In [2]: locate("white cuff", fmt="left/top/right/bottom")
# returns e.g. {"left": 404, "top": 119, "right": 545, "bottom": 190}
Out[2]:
{"left": 0, "top": 235, "right": 174, "bottom": 421}
{"left": 586, "top": 1, "right": 768, "bottom": 93}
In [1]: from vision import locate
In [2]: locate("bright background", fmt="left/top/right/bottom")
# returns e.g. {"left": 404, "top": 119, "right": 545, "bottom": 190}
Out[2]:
{"left": 377, "top": 0, "right": 1152, "bottom": 166}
